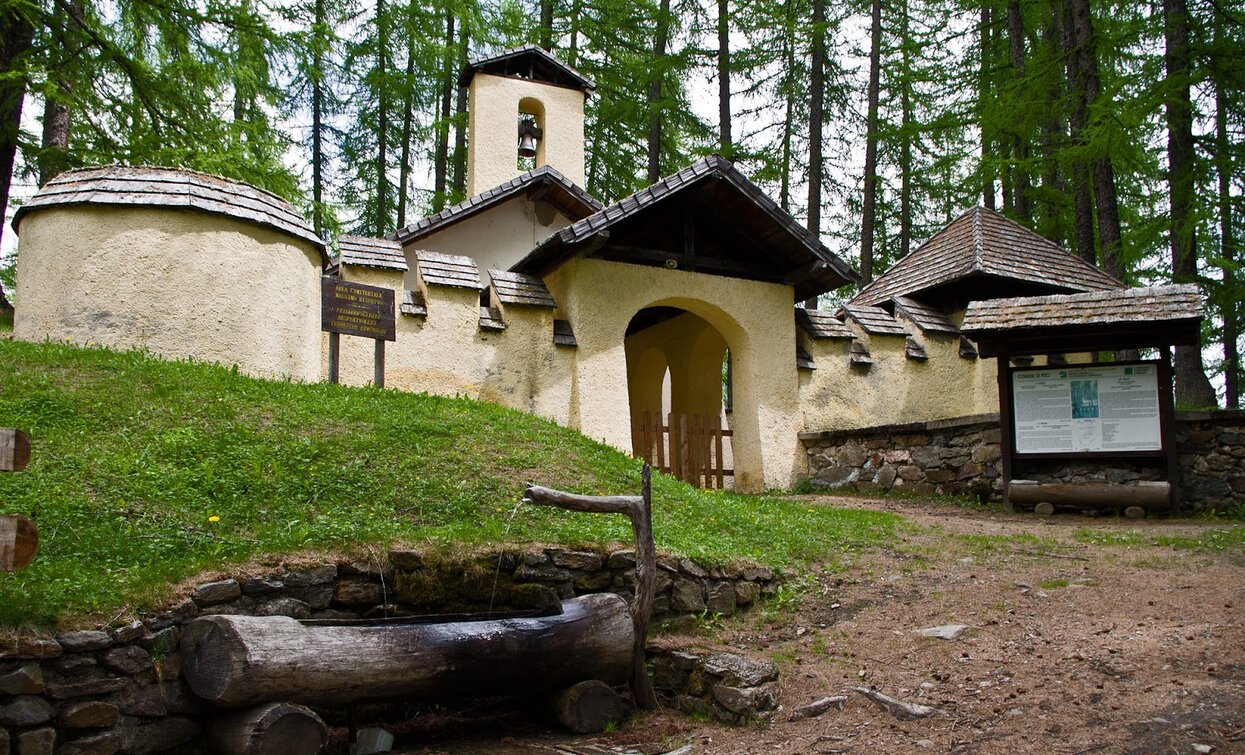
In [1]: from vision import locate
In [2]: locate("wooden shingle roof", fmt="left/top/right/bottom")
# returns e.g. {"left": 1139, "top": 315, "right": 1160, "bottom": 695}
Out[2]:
{"left": 851, "top": 207, "right": 1123, "bottom": 307}
{"left": 514, "top": 155, "right": 858, "bottom": 300}
{"left": 961, "top": 284, "right": 1203, "bottom": 356}
{"left": 12, "top": 166, "right": 327, "bottom": 261}
{"left": 488, "top": 270, "right": 556, "bottom": 307}
{"left": 416, "top": 251, "right": 481, "bottom": 289}
{"left": 390, "top": 166, "right": 600, "bottom": 247}
{"left": 840, "top": 304, "right": 911, "bottom": 337}
{"left": 338, "top": 236, "right": 407, "bottom": 271}
{"left": 796, "top": 308, "right": 855, "bottom": 339}
{"left": 892, "top": 296, "right": 959, "bottom": 334}
{"left": 458, "top": 44, "right": 596, "bottom": 92}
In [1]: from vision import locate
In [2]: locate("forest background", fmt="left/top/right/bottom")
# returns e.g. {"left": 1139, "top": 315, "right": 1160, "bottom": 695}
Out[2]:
{"left": 0, "top": 0, "right": 1240, "bottom": 407}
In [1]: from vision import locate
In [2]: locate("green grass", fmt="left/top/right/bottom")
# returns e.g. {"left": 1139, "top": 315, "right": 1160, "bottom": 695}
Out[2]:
{"left": 1073, "top": 526, "right": 1245, "bottom": 554}
{"left": 0, "top": 339, "right": 900, "bottom": 628}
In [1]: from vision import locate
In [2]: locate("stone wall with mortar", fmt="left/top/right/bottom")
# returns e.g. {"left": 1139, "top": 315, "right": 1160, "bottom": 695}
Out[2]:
{"left": 0, "top": 547, "right": 778, "bottom": 752}
{"left": 800, "top": 410, "right": 1245, "bottom": 512}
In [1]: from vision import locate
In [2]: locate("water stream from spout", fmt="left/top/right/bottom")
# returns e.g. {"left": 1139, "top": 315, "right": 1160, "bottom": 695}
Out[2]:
{"left": 488, "top": 497, "right": 527, "bottom": 614}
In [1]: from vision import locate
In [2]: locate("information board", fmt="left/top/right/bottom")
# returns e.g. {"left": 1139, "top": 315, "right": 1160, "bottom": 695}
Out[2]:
{"left": 1012, "top": 364, "right": 1162, "bottom": 454}
{"left": 321, "top": 278, "right": 396, "bottom": 341}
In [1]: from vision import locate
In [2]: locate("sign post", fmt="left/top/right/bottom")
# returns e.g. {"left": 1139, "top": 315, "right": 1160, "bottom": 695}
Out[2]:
{"left": 321, "top": 278, "right": 396, "bottom": 388}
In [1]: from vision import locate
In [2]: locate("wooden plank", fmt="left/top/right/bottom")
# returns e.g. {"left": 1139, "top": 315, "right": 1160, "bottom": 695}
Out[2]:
{"left": 0, "top": 428, "right": 31, "bottom": 473}
{"left": 374, "top": 339, "right": 385, "bottom": 388}
{"left": 655, "top": 413, "right": 666, "bottom": 474}
{"left": 1158, "top": 347, "right": 1181, "bottom": 513}
{"left": 679, "top": 414, "right": 690, "bottom": 484}
{"left": 714, "top": 416, "right": 725, "bottom": 489}
{"left": 327, "top": 332, "right": 340, "bottom": 385}
{"left": 0, "top": 515, "right": 38, "bottom": 572}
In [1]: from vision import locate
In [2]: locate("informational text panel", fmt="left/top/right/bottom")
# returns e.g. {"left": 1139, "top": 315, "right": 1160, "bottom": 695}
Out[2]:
{"left": 1012, "top": 364, "right": 1161, "bottom": 454}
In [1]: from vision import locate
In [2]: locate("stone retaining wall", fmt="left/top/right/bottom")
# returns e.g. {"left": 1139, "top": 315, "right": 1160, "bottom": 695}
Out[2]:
{"left": 800, "top": 410, "right": 1245, "bottom": 512}
{"left": 0, "top": 546, "right": 778, "bottom": 752}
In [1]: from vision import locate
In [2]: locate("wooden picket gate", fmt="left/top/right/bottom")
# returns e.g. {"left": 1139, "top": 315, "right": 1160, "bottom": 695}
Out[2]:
{"left": 632, "top": 412, "right": 733, "bottom": 489}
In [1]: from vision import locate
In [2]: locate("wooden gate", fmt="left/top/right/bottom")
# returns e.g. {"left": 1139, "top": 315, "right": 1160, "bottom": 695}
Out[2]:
{"left": 632, "top": 412, "right": 733, "bottom": 488}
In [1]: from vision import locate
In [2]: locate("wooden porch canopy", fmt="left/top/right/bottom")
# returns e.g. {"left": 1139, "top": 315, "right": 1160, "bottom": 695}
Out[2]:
{"left": 961, "top": 284, "right": 1204, "bottom": 515}
{"left": 511, "top": 155, "right": 859, "bottom": 302}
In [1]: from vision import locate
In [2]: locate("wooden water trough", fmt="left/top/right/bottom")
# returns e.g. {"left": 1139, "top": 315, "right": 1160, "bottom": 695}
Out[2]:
{"left": 179, "top": 467, "right": 658, "bottom": 751}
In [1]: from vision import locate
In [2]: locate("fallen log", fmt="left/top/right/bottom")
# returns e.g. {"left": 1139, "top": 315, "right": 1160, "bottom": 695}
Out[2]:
{"left": 206, "top": 701, "right": 328, "bottom": 755}
{"left": 1007, "top": 480, "right": 1171, "bottom": 511}
{"left": 181, "top": 593, "right": 633, "bottom": 708}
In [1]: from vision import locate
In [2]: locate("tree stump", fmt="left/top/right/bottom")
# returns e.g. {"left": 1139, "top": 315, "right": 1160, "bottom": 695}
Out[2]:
{"left": 207, "top": 701, "right": 328, "bottom": 755}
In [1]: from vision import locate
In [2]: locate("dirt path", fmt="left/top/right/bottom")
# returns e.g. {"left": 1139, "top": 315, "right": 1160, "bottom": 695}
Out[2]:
{"left": 391, "top": 497, "right": 1245, "bottom": 755}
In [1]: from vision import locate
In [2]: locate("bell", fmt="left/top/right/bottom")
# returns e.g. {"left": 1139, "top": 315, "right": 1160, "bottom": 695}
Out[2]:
{"left": 518, "top": 132, "right": 539, "bottom": 158}
{"left": 518, "top": 117, "right": 542, "bottom": 158}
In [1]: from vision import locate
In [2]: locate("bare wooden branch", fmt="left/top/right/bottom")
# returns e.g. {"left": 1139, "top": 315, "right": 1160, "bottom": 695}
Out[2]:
{"left": 522, "top": 465, "right": 658, "bottom": 710}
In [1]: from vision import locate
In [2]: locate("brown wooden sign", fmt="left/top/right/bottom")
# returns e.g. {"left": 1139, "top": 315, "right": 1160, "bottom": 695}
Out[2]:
{"left": 321, "top": 279, "right": 396, "bottom": 342}
{"left": 0, "top": 428, "right": 31, "bottom": 473}
{"left": 0, "top": 515, "right": 37, "bottom": 572}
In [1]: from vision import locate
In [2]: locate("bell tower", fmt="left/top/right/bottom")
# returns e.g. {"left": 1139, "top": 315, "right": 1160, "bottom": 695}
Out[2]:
{"left": 461, "top": 46, "right": 594, "bottom": 196}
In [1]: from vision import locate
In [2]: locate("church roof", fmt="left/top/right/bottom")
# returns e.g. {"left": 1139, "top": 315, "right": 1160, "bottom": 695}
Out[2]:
{"left": 459, "top": 45, "right": 596, "bottom": 92}
{"left": 850, "top": 207, "right": 1123, "bottom": 307}
{"left": 513, "top": 155, "right": 858, "bottom": 301}
{"left": 390, "top": 165, "right": 601, "bottom": 247}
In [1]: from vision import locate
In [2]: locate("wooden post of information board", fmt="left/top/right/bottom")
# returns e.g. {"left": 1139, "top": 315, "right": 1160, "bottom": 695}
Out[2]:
{"left": 321, "top": 278, "right": 396, "bottom": 388}
{"left": 0, "top": 428, "right": 37, "bottom": 572}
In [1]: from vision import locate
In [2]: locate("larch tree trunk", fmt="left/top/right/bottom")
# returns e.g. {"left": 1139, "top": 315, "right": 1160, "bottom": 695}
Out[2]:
{"left": 540, "top": 0, "right": 554, "bottom": 51}
{"left": 39, "top": 0, "right": 81, "bottom": 185}
{"left": 451, "top": 18, "right": 468, "bottom": 198}
{"left": 806, "top": 0, "right": 826, "bottom": 309}
{"left": 0, "top": 2, "right": 34, "bottom": 255}
{"left": 717, "top": 0, "right": 731, "bottom": 159}
{"left": 859, "top": 0, "right": 882, "bottom": 284}
{"left": 1164, "top": 0, "right": 1218, "bottom": 407}
{"left": 979, "top": 3, "right": 995, "bottom": 210}
{"left": 898, "top": 0, "right": 913, "bottom": 259}
{"left": 1216, "top": 55, "right": 1238, "bottom": 408}
{"left": 375, "top": 0, "right": 389, "bottom": 235}
{"left": 1061, "top": 0, "right": 1095, "bottom": 265}
{"left": 432, "top": 10, "right": 454, "bottom": 212}
{"left": 396, "top": 7, "right": 416, "bottom": 228}
{"left": 310, "top": 0, "right": 326, "bottom": 237}
{"left": 647, "top": 0, "right": 671, "bottom": 184}
{"left": 1037, "top": 2, "right": 1065, "bottom": 247}
{"left": 778, "top": 1, "right": 795, "bottom": 212}
{"left": 1006, "top": 0, "right": 1030, "bottom": 221}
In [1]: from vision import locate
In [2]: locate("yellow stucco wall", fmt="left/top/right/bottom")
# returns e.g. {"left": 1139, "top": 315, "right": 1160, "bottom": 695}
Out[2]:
{"left": 14, "top": 205, "right": 323, "bottom": 381}
{"left": 466, "top": 73, "right": 587, "bottom": 196}
{"left": 798, "top": 308, "right": 998, "bottom": 430}
{"left": 405, "top": 196, "right": 575, "bottom": 275}
{"left": 331, "top": 265, "right": 577, "bottom": 425}
{"left": 545, "top": 259, "right": 801, "bottom": 492}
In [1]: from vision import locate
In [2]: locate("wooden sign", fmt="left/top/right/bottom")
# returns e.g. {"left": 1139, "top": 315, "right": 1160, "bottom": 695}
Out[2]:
{"left": 321, "top": 279, "right": 396, "bottom": 342}
{"left": 0, "top": 515, "right": 37, "bottom": 572}
{"left": 0, "top": 428, "right": 31, "bottom": 472}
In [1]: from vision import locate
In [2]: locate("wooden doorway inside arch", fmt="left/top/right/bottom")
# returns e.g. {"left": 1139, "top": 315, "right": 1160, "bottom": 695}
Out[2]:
{"left": 625, "top": 307, "right": 734, "bottom": 489}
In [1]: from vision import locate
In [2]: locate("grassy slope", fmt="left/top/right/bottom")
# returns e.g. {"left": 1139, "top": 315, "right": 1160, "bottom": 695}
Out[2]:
{"left": 0, "top": 340, "right": 898, "bottom": 628}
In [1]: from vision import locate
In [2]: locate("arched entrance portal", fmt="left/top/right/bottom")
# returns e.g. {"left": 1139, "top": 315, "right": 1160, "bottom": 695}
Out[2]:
{"left": 625, "top": 307, "right": 733, "bottom": 488}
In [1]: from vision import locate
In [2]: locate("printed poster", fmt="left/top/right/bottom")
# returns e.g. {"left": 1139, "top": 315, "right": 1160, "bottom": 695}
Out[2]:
{"left": 1012, "top": 364, "right": 1162, "bottom": 454}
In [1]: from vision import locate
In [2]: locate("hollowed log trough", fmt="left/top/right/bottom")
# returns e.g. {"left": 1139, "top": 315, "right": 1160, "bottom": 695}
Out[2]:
{"left": 180, "top": 592, "right": 634, "bottom": 709}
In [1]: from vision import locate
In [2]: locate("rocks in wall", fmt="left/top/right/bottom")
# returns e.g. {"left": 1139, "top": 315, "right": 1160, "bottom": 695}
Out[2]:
{"left": 801, "top": 410, "right": 1245, "bottom": 512}
{"left": 0, "top": 548, "right": 780, "bottom": 749}
{"left": 650, "top": 650, "right": 779, "bottom": 724}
